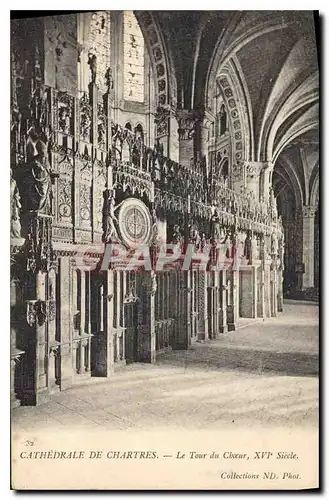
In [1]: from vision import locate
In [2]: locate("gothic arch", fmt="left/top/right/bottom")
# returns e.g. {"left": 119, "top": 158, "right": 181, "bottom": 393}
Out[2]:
{"left": 309, "top": 167, "right": 319, "bottom": 207}
{"left": 274, "top": 156, "right": 303, "bottom": 210}
{"left": 134, "top": 11, "right": 177, "bottom": 108}
{"left": 273, "top": 121, "right": 318, "bottom": 164}
{"left": 207, "top": 58, "right": 252, "bottom": 164}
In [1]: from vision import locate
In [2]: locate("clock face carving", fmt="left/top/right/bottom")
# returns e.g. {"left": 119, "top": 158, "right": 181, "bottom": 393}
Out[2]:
{"left": 118, "top": 198, "right": 152, "bottom": 248}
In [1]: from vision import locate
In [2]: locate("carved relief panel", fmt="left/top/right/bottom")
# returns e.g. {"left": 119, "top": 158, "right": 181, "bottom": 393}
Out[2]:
{"left": 52, "top": 153, "right": 74, "bottom": 230}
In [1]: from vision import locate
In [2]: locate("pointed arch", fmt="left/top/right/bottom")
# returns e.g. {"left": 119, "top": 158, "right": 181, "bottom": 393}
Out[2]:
{"left": 134, "top": 11, "right": 177, "bottom": 108}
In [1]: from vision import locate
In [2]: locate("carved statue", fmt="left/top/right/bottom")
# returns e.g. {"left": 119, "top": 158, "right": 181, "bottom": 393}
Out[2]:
{"left": 271, "top": 231, "right": 278, "bottom": 257}
{"left": 10, "top": 171, "right": 22, "bottom": 239}
{"left": 98, "top": 120, "right": 106, "bottom": 146}
{"left": 172, "top": 224, "right": 183, "bottom": 246}
{"left": 210, "top": 208, "right": 221, "bottom": 242}
{"left": 105, "top": 67, "right": 114, "bottom": 91}
{"left": 150, "top": 271, "right": 157, "bottom": 296}
{"left": 18, "top": 131, "right": 52, "bottom": 214}
{"left": 200, "top": 233, "right": 207, "bottom": 251}
{"left": 188, "top": 226, "right": 200, "bottom": 249}
{"left": 103, "top": 189, "right": 118, "bottom": 242}
{"left": 58, "top": 106, "right": 70, "bottom": 134}
{"left": 244, "top": 230, "right": 253, "bottom": 265}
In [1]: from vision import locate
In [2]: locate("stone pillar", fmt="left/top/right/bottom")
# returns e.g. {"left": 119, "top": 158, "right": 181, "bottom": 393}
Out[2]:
{"left": 302, "top": 205, "right": 316, "bottom": 289}
{"left": 227, "top": 269, "right": 239, "bottom": 331}
{"left": 197, "top": 271, "right": 209, "bottom": 340}
{"left": 174, "top": 270, "right": 192, "bottom": 349}
{"left": 260, "top": 162, "right": 273, "bottom": 202}
{"left": 78, "top": 270, "right": 86, "bottom": 374}
{"left": 34, "top": 271, "right": 50, "bottom": 404}
{"left": 11, "top": 349, "right": 24, "bottom": 408}
{"left": 58, "top": 256, "right": 73, "bottom": 391}
{"left": 207, "top": 269, "right": 219, "bottom": 340}
{"left": 154, "top": 106, "right": 179, "bottom": 162}
{"left": 270, "top": 265, "right": 278, "bottom": 317}
{"left": 245, "top": 162, "right": 268, "bottom": 201}
{"left": 138, "top": 271, "right": 156, "bottom": 362}
{"left": 219, "top": 269, "right": 228, "bottom": 334}
{"left": 48, "top": 268, "right": 58, "bottom": 391}
{"left": 176, "top": 110, "right": 198, "bottom": 168}
{"left": 95, "top": 269, "right": 114, "bottom": 376}
{"left": 258, "top": 236, "right": 266, "bottom": 318}
{"left": 239, "top": 266, "right": 257, "bottom": 318}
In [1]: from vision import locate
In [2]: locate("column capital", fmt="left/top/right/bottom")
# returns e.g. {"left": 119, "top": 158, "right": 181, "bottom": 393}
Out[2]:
{"left": 154, "top": 105, "right": 172, "bottom": 137}
{"left": 302, "top": 205, "right": 317, "bottom": 219}
{"left": 176, "top": 109, "right": 199, "bottom": 141}
{"left": 245, "top": 161, "right": 271, "bottom": 179}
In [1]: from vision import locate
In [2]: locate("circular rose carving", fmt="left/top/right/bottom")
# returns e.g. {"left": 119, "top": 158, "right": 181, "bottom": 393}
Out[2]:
{"left": 118, "top": 198, "right": 152, "bottom": 248}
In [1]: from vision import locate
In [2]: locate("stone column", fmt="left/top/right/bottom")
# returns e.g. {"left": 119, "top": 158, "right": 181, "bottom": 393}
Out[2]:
{"left": 138, "top": 271, "right": 156, "bottom": 362}
{"left": 176, "top": 110, "right": 198, "bottom": 168}
{"left": 95, "top": 269, "right": 114, "bottom": 376}
{"left": 58, "top": 256, "right": 73, "bottom": 391}
{"left": 48, "top": 268, "right": 58, "bottom": 391}
{"left": 197, "top": 271, "right": 209, "bottom": 340}
{"left": 245, "top": 161, "right": 268, "bottom": 201}
{"left": 219, "top": 269, "right": 228, "bottom": 334}
{"left": 154, "top": 106, "right": 179, "bottom": 162}
{"left": 227, "top": 268, "right": 239, "bottom": 331}
{"left": 260, "top": 162, "right": 273, "bottom": 202}
{"left": 302, "top": 205, "right": 316, "bottom": 289}
{"left": 239, "top": 266, "right": 257, "bottom": 318}
{"left": 174, "top": 270, "right": 192, "bottom": 349}
{"left": 34, "top": 271, "right": 50, "bottom": 404}
{"left": 11, "top": 349, "right": 24, "bottom": 408}
{"left": 258, "top": 235, "right": 266, "bottom": 318}
{"left": 78, "top": 270, "right": 86, "bottom": 374}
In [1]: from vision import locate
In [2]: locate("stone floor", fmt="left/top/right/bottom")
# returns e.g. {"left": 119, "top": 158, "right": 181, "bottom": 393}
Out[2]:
{"left": 12, "top": 300, "right": 319, "bottom": 432}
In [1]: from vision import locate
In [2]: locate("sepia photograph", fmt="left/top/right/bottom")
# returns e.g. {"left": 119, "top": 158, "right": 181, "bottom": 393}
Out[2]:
{"left": 10, "top": 9, "right": 319, "bottom": 490}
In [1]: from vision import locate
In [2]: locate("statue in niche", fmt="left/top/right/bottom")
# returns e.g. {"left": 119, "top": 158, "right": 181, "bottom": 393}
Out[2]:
{"left": 244, "top": 230, "right": 253, "bottom": 265}
{"left": 105, "top": 67, "right": 114, "bottom": 91}
{"left": 220, "top": 104, "right": 227, "bottom": 136}
{"left": 200, "top": 233, "right": 207, "bottom": 251}
{"left": 278, "top": 232, "right": 285, "bottom": 270}
{"left": 226, "top": 226, "right": 238, "bottom": 260}
{"left": 98, "top": 120, "right": 106, "bottom": 147}
{"left": 58, "top": 106, "right": 70, "bottom": 134}
{"left": 210, "top": 208, "right": 221, "bottom": 243}
{"left": 10, "top": 170, "right": 22, "bottom": 239}
{"left": 151, "top": 204, "right": 157, "bottom": 226}
{"left": 172, "top": 224, "right": 183, "bottom": 246}
{"left": 188, "top": 225, "right": 200, "bottom": 249}
{"left": 18, "top": 129, "right": 52, "bottom": 214}
{"left": 88, "top": 53, "right": 97, "bottom": 84}
{"left": 271, "top": 231, "right": 278, "bottom": 257}
{"left": 103, "top": 189, "right": 118, "bottom": 242}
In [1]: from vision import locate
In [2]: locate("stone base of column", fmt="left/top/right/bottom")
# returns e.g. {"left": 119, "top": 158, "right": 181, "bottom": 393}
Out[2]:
{"left": 20, "top": 387, "right": 51, "bottom": 407}
{"left": 219, "top": 324, "right": 228, "bottom": 334}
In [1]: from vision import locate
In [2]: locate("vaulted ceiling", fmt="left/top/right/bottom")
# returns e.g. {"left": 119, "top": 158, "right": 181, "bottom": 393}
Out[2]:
{"left": 139, "top": 11, "right": 318, "bottom": 159}
{"left": 138, "top": 10, "right": 319, "bottom": 203}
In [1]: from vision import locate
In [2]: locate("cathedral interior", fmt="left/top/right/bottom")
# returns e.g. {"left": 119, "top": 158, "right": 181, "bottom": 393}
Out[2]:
{"left": 10, "top": 11, "right": 319, "bottom": 407}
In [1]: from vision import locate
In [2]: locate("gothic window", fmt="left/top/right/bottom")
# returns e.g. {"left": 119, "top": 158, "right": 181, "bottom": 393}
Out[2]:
{"left": 123, "top": 11, "right": 145, "bottom": 103}
{"left": 219, "top": 159, "right": 229, "bottom": 183}
{"left": 77, "top": 11, "right": 111, "bottom": 94}
{"left": 135, "top": 123, "right": 144, "bottom": 141}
